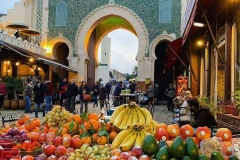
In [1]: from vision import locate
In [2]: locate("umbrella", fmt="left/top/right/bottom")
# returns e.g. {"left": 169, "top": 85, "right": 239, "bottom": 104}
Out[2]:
{"left": 6, "top": 21, "right": 29, "bottom": 38}
{"left": 20, "top": 27, "right": 40, "bottom": 42}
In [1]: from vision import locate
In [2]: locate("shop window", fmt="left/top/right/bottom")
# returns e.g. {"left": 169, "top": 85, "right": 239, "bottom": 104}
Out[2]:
{"left": 159, "top": 0, "right": 172, "bottom": 23}
{"left": 56, "top": 1, "right": 68, "bottom": 26}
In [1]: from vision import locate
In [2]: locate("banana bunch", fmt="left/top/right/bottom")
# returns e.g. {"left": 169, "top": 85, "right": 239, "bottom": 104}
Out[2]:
{"left": 111, "top": 124, "right": 150, "bottom": 151}
{"left": 110, "top": 102, "right": 153, "bottom": 130}
{"left": 144, "top": 120, "right": 158, "bottom": 137}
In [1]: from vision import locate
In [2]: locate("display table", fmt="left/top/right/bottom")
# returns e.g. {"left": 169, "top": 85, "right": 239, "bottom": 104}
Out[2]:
{"left": 120, "top": 93, "right": 144, "bottom": 104}
{"left": 217, "top": 113, "right": 240, "bottom": 133}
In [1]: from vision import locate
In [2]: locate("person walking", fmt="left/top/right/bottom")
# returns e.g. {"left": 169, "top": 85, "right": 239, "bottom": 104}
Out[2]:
{"left": 0, "top": 77, "right": 7, "bottom": 114}
{"left": 165, "top": 83, "right": 176, "bottom": 112}
{"left": 24, "top": 79, "right": 33, "bottom": 113}
{"left": 33, "top": 76, "right": 48, "bottom": 118}
{"left": 110, "top": 81, "right": 116, "bottom": 104}
{"left": 146, "top": 82, "right": 154, "bottom": 110}
{"left": 92, "top": 82, "right": 100, "bottom": 107}
{"left": 99, "top": 84, "right": 108, "bottom": 111}
{"left": 59, "top": 77, "right": 68, "bottom": 106}
{"left": 67, "top": 79, "right": 79, "bottom": 113}
{"left": 105, "top": 82, "right": 112, "bottom": 100}
{"left": 79, "top": 81, "right": 90, "bottom": 114}
{"left": 45, "top": 80, "right": 53, "bottom": 113}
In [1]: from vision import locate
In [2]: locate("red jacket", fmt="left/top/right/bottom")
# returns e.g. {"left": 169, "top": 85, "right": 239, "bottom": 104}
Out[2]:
{"left": 45, "top": 81, "right": 53, "bottom": 96}
{"left": 0, "top": 83, "right": 7, "bottom": 95}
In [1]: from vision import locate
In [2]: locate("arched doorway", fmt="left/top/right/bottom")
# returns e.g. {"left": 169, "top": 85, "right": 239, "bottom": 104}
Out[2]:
{"left": 154, "top": 41, "right": 174, "bottom": 101}
{"left": 52, "top": 43, "right": 69, "bottom": 79}
{"left": 75, "top": 4, "right": 149, "bottom": 87}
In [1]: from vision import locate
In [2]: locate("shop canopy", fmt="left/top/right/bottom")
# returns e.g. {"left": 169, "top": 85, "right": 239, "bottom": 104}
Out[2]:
{"left": 0, "top": 40, "right": 78, "bottom": 73}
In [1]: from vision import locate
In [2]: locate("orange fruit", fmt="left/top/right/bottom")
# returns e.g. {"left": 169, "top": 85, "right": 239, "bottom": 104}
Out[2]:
{"left": 69, "top": 115, "right": 81, "bottom": 124}
{"left": 167, "top": 124, "right": 180, "bottom": 138}
{"left": 32, "top": 127, "right": 39, "bottom": 133}
{"left": 63, "top": 123, "right": 69, "bottom": 129}
{"left": 39, "top": 126, "right": 48, "bottom": 134}
{"left": 102, "top": 122, "right": 111, "bottom": 132}
{"left": 88, "top": 113, "right": 99, "bottom": 121}
{"left": 97, "top": 136, "right": 107, "bottom": 145}
{"left": 156, "top": 123, "right": 168, "bottom": 131}
{"left": 82, "top": 136, "right": 92, "bottom": 144}
{"left": 109, "top": 132, "right": 118, "bottom": 143}
{"left": 84, "top": 120, "right": 100, "bottom": 131}
{"left": 33, "top": 118, "right": 41, "bottom": 127}
{"left": 48, "top": 127, "right": 59, "bottom": 134}
{"left": 24, "top": 119, "right": 36, "bottom": 131}
{"left": 18, "top": 115, "right": 30, "bottom": 125}
{"left": 110, "top": 126, "right": 118, "bottom": 132}
{"left": 61, "top": 128, "right": 68, "bottom": 136}
{"left": 92, "top": 133, "right": 99, "bottom": 143}
{"left": 62, "top": 134, "right": 71, "bottom": 139}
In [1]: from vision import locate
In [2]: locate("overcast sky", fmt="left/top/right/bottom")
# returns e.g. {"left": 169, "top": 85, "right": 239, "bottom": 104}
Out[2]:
{"left": 0, "top": 0, "right": 138, "bottom": 74}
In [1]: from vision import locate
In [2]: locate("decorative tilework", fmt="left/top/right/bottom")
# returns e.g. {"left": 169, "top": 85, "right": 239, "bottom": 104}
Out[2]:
{"left": 56, "top": 1, "right": 68, "bottom": 26}
{"left": 47, "top": 0, "right": 181, "bottom": 57}
{"left": 159, "top": 0, "right": 172, "bottom": 23}
{"left": 36, "top": 0, "right": 43, "bottom": 44}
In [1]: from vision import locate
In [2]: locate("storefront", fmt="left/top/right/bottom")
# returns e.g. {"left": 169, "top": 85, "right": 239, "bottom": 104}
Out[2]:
{"left": 181, "top": 0, "right": 240, "bottom": 102}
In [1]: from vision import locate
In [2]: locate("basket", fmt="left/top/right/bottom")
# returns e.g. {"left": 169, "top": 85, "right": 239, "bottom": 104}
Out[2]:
{"left": 0, "top": 139, "right": 17, "bottom": 148}
{"left": 0, "top": 148, "right": 20, "bottom": 159}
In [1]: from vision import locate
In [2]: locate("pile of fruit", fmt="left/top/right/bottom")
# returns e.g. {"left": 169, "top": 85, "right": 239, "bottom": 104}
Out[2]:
{"left": 0, "top": 104, "right": 239, "bottom": 159}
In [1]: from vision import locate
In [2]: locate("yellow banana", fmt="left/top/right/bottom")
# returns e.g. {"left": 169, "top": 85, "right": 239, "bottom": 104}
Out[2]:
{"left": 134, "top": 131, "right": 143, "bottom": 147}
{"left": 113, "top": 108, "right": 129, "bottom": 128}
{"left": 136, "top": 109, "right": 146, "bottom": 126}
{"left": 142, "top": 130, "right": 151, "bottom": 136}
{"left": 111, "top": 129, "right": 132, "bottom": 149}
{"left": 139, "top": 130, "right": 146, "bottom": 142}
{"left": 120, "top": 131, "right": 138, "bottom": 152}
{"left": 126, "top": 124, "right": 135, "bottom": 129}
{"left": 110, "top": 105, "right": 126, "bottom": 123}
{"left": 139, "top": 108, "right": 152, "bottom": 125}
{"left": 132, "top": 108, "right": 139, "bottom": 125}
{"left": 120, "top": 130, "right": 135, "bottom": 146}
{"left": 118, "top": 109, "right": 130, "bottom": 129}
{"left": 125, "top": 109, "right": 133, "bottom": 129}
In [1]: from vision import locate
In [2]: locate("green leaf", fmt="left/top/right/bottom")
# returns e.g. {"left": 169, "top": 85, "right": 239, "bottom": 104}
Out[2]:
{"left": 90, "top": 122, "right": 95, "bottom": 133}
{"left": 71, "top": 129, "right": 80, "bottom": 137}
{"left": 56, "top": 127, "right": 63, "bottom": 136}
{"left": 69, "top": 121, "right": 75, "bottom": 133}
{"left": 81, "top": 111, "right": 88, "bottom": 121}
{"left": 80, "top": 132, "right": 89, "bottom": 138}
{"left": 98, "top": 126, "right": 108, "bottom": 137}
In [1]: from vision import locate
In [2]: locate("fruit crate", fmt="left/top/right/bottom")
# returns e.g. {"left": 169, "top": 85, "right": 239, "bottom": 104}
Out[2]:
{"left": 0, "top": 139, "right": 17, "bottom": 148}
{"left": 0, "top": 148, "right": 21, "bottom": 159}
{"left": 20, "top": 147, "right": 43, "bottom": 157}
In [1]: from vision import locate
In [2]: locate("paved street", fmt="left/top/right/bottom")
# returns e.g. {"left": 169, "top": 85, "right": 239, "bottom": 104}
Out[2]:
{"left": 0, "top": 101, "right": 173, "bottom": 126}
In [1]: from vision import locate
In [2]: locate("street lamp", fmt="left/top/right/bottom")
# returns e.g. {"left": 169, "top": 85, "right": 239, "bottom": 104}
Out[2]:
{"left": 197, "top": 40, "right": 204, "bottom": 47}
{"left": 193, "top": 22, "right": 205, "bottom": 27}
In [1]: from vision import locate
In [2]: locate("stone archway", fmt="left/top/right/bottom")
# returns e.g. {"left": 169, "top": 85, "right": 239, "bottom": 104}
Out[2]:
{"left": 74, "top": 4, "right": 149, "bottom": 82}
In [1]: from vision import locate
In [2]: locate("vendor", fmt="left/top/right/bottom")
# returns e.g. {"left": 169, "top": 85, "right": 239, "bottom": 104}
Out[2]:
{"left": 187, "top": 98, "right": 216, "bottom": 128}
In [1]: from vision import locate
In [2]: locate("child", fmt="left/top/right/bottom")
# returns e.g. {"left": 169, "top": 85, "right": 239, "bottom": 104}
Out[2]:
{"left": 99, "top": 84, "right": 108, "bottom": 111}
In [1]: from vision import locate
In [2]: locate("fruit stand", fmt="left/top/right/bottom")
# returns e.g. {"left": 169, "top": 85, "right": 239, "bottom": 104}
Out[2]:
{"left": 0, "top": 103, "right": 239, "bottom": 160}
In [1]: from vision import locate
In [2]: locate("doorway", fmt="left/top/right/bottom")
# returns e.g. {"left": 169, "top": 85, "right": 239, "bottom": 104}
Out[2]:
{"left": 154, "top": 41, "right": 174, "bottom": 101}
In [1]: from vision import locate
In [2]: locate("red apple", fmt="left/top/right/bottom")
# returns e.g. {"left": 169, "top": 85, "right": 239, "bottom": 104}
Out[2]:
{"left": 62, "top": 137, "right": 71, "bottom": 148}
{"left": 156, "top": 128, "right": 169, "bottom": 141}
{"left": 110, "top": 155, "right": 120, "bottom": 160}
{"left": 71, "top": 137, "right": 83, "bottom": 149}
{"left": 120, "top": 152, "right": 130, "bottom": 159}
{"left": 66, "top": 147, "right": 75, "bottom": 153}
{"left": 111, "top": 149, "right": 121, "bottom": 156}
{"left": 39, "top": 133, "right": 46, "bottom": 143}
{"left": 128, "top": 156, "right": 138, "bottom": 160}
{"left": 139, "top": 155, "right": 151, "bottom": 160}
{"left": 53, "top": 136, "right": 63, "bottom": 147}
{"left": 131, "top": 146, "right": 143, "bottom": 158}
{"left": 55, "top": 145, "right": 67, "bottom": 158}
{"left": 196, "top": 126, "right": 211, "bottom": 141}
{"left": 44, "top": 145, "right": 56, "bottom": 156}
{"left": 128, "top": 151, "right": 133, "bottom": 156}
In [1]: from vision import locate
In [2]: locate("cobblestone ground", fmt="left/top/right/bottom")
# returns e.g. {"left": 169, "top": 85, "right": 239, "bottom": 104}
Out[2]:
{"left": 0, "top": 100, "right": 173, "bottom": 126}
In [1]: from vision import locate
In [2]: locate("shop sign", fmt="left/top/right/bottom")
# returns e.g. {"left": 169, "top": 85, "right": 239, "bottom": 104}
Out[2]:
{"left": 181, "top": 0, "right": 197, "bottom": 36}
{"left": 176, "top": 76, "right": 188, "bottom": 96}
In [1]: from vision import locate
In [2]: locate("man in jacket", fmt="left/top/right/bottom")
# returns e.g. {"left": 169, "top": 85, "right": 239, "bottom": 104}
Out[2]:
{"left": 67, "top": 79, "right": 78, "bottom": 113}
{"left": 0, "top": 77, "right": 7, "bottom": 114}
{"left": 24, "top": 79, "right": 33, "bottom": 113}
{"left": 45, "top": 80, "right": 53, "bottom": 113}
{"left": 59, "top": 77, "right": 68, "bottom": 106}
{"left": 33, "top": 76, "right": 48, "bottom": 118}
{"left": 187, "top": 98, "right": 216, "bottom": 128}
{"left": 99, "top": 84, "right": 108, "bottom": 110}
{"left": 92, "top": 82, "right": 100, "bottom": 107}
{"left": 128, "top": 81, "right": 136, "bottom": 100}
{"left": 114, "top": 81, "right": 123, "bottom": 96}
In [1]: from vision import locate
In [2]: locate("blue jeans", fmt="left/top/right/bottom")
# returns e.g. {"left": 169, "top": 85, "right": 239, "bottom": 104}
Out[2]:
{"left": 34, "top": 103, "right": 43, "bottom": 118}
{"left": 25, "top": 96, "right": 31, "bottom": 112}
{"left": 45, "top": 96, "right": 52, "bottom": 113}
{"left": 93, "top": 95, "right": 98, "bottom": 106}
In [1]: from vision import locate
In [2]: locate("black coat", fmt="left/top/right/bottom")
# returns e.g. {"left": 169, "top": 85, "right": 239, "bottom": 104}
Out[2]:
{"left": 78, "top": 85, "right": 90, "bottom": 100}
{"left": 34, "top": 82, "right": 48, "bottom": 103}
{"left": 99, "top": 87, "right": 107, "bottom": 101}
{"left": 66, "top": 84, "right": 78, "bottom": 98}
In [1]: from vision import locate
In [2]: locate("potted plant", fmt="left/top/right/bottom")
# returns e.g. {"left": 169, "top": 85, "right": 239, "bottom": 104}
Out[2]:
{"left": 196, "top": 96, "right": 222, "bottom": 117}
{"left": 232, "top": 90, "right": 240, "bottom": 116}
{"left": 3, "top": 77, "right": 24, "bottom": 109}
